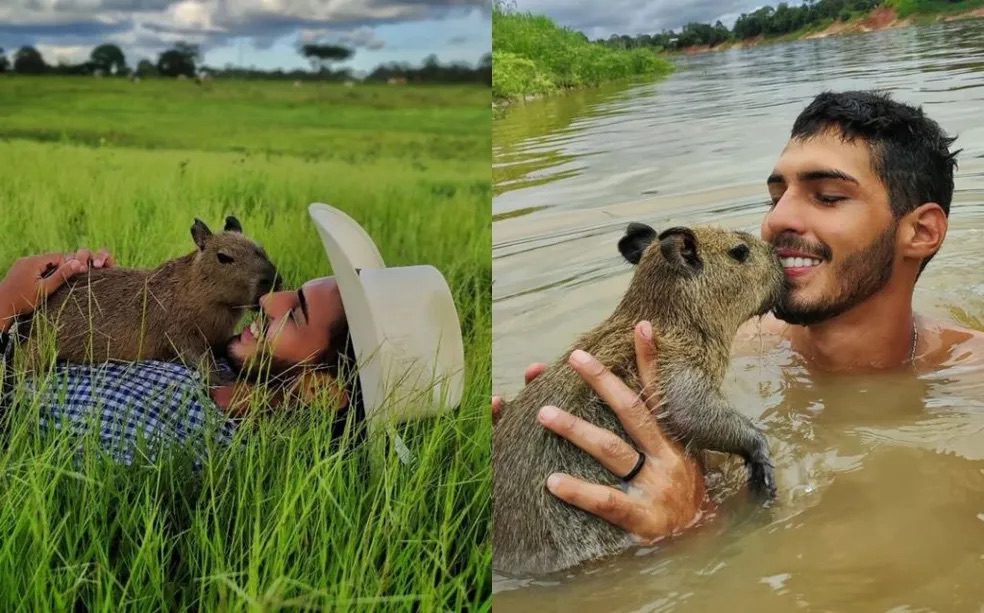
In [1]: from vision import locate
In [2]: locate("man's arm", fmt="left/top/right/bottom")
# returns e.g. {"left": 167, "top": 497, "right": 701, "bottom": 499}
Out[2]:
{"left": 0, "top": 249, "right": 114, "bottom": 332}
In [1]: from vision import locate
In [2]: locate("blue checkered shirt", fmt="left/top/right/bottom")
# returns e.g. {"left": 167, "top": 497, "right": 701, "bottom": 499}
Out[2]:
{"left": 2, "top": 332, "right": 239, "bottom": 465}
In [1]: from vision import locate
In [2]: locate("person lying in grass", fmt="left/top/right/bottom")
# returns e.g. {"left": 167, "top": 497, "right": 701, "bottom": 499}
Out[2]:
{"left": 0, "top": 248, "right": 353, "bottom": 464}
{"left": 0, "top": 204, "right": 465, "bottom": 466}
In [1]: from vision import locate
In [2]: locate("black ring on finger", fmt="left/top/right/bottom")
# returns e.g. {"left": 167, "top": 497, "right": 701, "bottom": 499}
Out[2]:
{"left": 620, "top": 449, "right": 646, "bottom": 482}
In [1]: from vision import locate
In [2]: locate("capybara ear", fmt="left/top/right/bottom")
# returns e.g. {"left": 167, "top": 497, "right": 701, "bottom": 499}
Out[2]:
{"left": 224, "top": 216, "right": 243, "bottom": 233}
{"left": 191, "top": 218, "right": 213, "bottom": 250}
{"left": 658, "top": 227, "right": 702, "bottom": 274}
{"left": 618, "top": 222, "right": 657, "bottom": 265}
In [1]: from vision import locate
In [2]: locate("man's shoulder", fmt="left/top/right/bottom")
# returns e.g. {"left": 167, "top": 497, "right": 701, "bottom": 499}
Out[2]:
{"left": 921, "top": 316, "right": 984, "bottom": 368}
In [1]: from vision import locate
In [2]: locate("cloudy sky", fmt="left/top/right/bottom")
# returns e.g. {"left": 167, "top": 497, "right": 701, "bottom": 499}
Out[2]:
{"left": 514, "top": 0, "right": 785, "bottom": 40}
{"left": 0, "top": 0, "right": 491, "bottom": 73}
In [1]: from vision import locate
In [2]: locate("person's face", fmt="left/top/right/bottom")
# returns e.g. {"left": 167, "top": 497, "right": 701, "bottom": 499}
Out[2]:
{"left": 225, "top": 276, "right": 346, "bottom": 375}
{"left": 761, "top": 129, "right": 899, "bottom": 325}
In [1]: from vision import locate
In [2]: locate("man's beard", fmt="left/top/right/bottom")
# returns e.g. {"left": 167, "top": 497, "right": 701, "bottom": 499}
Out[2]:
{"left": 773, "top": 220, "right": 897, "bottom": 326}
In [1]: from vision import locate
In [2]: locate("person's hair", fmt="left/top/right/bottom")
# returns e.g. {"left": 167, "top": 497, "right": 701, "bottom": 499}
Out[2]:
{"left": 315, "top": 316, "right": 349, "bottom": 368}
{"left": 314, "top": 317, "right": 366, "bottom": 444}
{"left": 791, "top": 90, "right": 960, "bottom": 271}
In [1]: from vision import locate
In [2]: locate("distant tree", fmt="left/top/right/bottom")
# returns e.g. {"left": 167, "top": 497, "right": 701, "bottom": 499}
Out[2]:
{"left": 50, "top": 60, "right": 97, "bottom": 75}
{"left": 0, "top": 48, "right": 8, "bottom": 73}
{"left": 300, "top": 44, "right": 354, "bottom": 73}
{"left": 478, "top": 52, "right": 492, "bottom": 84}
{"left": 157, "top": 42, "right": 199, "bottom": 77}
{"left": 135, "top": 58, "right": 157, "bottom": 77}
{"left": 90, "top": 43, "right": 126, "bottom": 75}
{"left": 712, "top": 21, "right": 731, "bottom": 45}
{"left": 13, "top": 46, "right": 46, "bottom": 74}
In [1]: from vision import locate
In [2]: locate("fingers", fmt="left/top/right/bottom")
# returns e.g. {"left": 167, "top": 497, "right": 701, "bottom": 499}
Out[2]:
{"left": 524, "top": 362, "right": 547, "bottom": 385}
{"left": 568, "top": 348, "right": 669, "bottom": 454}
{"left": 93, "top": 248, "right": 114, "bottom": 268}
{"left": 41, "top": 259, "right": 85, "bottom": 295}
{"left": 538, "top": 406, "right": 641, "bottom": 477}
{"left": 634, "top": 320, "right": 660, "bottom": 407}
{"left": 491, "top": 362, "right": 547, "bottom": 425}
{"left": 546, "top": 473, "right": 642, "bottom": 533}
{"left": 69, "top": 248, "right": 94, "bottom": 266}
{"left": 65, "top": 248, "right": 112, "bottom": 268}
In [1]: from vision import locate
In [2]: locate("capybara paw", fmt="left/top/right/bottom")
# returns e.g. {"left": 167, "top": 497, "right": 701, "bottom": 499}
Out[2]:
{"left": 747, "top": 458, "right": 777, "bottom": 502}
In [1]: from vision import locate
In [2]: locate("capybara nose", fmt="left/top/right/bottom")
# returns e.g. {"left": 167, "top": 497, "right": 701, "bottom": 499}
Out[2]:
{"left": 258, "top": 267, "right": 281, "bottom": 295}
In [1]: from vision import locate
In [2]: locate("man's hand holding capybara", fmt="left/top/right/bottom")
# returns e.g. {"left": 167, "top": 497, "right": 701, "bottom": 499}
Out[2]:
{"left": 0, "top": 248, "right": 114, "bottom": 331}
{"left": 492, "top": 321, "right": 706, "bottom": 547}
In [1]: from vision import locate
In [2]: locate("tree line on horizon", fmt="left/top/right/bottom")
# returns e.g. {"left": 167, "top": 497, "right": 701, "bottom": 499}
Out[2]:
{"left": 597, "top": 0, "right": 962, "bottom": 51}
{"left": 0, "top": 41, "right": 491, "bottom": 85}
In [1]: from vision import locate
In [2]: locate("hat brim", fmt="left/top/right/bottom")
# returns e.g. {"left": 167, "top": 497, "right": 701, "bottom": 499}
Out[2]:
{"left": 308, "top": 203, "right": 387, "bottom": 419}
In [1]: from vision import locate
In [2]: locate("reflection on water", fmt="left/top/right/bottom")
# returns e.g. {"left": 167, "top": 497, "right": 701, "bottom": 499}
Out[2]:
{"left": 492, "top": 18, "right": 984, "bottom": 612}
{"left": 493, "top": 83, "right": 640, "bottom": 198}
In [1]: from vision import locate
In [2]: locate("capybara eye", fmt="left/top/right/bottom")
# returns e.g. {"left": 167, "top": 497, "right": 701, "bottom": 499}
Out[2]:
{"left": 728, "top": 244, "right": 750, "bottom": 263}
{"left": 217, "top": 252, "right": 234, "bottom": 264}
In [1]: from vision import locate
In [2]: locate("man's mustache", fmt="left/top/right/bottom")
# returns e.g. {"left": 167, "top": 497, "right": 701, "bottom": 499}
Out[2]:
{"left": 771, "top": 232, "right": 833, "bottom": 261}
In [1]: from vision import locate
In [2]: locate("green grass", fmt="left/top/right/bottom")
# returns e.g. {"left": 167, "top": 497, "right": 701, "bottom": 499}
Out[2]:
{"left": 492, "top": 7, "right": 673, "bottom": 100}
{"left": 0, "top": 77, "right": 491, "bottom": 610}
{"left": 886, "top": 0, "right": 984, "bottom": 17}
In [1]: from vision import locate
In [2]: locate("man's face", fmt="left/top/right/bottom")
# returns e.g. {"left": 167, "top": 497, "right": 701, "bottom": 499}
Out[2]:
{"left": 225, "top": 276, "right": 346, "bottom": 376}
{"left": 762, "top": 129, "right": 899, "bottom": 325}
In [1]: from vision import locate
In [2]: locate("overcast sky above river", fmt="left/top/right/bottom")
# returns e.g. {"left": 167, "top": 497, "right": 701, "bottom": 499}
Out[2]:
{"left": 513, "top": 0, "right": 796, "bottom": 39}
{"left": 0, "top": 0, "right": 491, "bottom": 73}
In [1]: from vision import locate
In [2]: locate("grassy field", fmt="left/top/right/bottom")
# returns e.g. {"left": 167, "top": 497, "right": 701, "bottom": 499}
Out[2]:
{"left": 492, "top": 6, "right": 673, "bottom": 101}
{"left": 0, "top": 76, "right": 491, "bottom": 610}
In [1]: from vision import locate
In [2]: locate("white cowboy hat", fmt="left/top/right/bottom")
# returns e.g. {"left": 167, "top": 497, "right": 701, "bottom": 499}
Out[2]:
{"left": 307, "top": 203, "right": 465, "bottom": 425}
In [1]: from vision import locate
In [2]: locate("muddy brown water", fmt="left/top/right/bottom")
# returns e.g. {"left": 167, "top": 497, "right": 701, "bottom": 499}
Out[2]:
{"left": 492, "top": 19, "right": 984, "bottom": 611}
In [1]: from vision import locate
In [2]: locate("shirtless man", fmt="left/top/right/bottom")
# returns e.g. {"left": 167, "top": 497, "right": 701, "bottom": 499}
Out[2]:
{"left": 494, "top": 90, "right": 984, "bottom": 542}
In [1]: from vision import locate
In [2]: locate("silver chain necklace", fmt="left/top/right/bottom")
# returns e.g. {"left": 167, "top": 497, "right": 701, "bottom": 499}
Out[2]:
{"left": 909, "top": 318, "right": 919, "bottom": 363}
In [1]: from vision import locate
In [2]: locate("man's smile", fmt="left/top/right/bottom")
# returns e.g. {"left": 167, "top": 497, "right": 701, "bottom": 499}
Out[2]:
{"left": 776, "top": 248, "right": 824, "bottom": 278}
{"left": 238, "top": 316, "right": 269, "bottom": 343}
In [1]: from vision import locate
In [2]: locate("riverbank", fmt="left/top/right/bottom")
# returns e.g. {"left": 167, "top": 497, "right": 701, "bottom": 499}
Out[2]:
{"left": 677, "top": 3, "right": 984, "bottom": 54}
{"left": 492, "top": 8, "right": 672, "bottom": 102}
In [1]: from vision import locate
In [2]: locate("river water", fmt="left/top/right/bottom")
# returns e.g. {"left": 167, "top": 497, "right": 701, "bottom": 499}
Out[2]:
{"left": 492, "top": 19, "right": 984, "bottom": 611}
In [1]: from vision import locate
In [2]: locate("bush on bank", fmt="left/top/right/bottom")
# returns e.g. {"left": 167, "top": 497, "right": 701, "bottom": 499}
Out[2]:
{"left": 492, "top": 7, "right": 673, "bottom": 100}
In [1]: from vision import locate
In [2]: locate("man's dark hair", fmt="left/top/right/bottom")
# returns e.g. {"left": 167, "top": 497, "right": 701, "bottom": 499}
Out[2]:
{"left": 791, "top": 91, "right": 959, "bottom": 270}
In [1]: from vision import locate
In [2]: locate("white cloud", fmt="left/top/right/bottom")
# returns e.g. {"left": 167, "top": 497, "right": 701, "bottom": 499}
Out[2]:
{"left": 514, "top": 0, "right": 782, "bottom": 38}
{"left": 34, "top": 43, "right": 92, "bottom": 64}
{"left": 168, "top": 0, "right": 218, "bottom": 31}
{"left": 0, "top": 0, "right": 486, "bottom": 61}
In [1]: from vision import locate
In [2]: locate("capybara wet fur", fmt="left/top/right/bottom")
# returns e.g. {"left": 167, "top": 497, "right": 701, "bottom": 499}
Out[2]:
{"left": 20, "top": 216, "right": 279, "bottom": 371}
{"left": 493, "top": 223, "right": 785, "bottom": 575}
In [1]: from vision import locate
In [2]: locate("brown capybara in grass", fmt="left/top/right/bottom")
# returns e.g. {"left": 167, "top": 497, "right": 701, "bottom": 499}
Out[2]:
{"left": 21, "top": 216, "right": 279, "bottom": 371}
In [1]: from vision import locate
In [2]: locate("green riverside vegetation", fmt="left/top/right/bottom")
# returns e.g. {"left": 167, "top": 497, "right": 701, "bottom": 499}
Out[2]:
{"left": 492, "top": 4, "right": 673, "bottom": 101}
{"left": 886, "top": 0, "right": 984, "bottom": 17}
{"left": 0, "top": 76, "right": 491, "bottom": 610}
{"left": 599, "top": 0, "right": 983, "bottom": 51}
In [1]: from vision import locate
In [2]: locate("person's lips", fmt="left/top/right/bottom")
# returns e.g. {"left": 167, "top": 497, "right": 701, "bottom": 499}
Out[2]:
{"left": 241, "top": 318, "right": 266, "bottom": 342}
